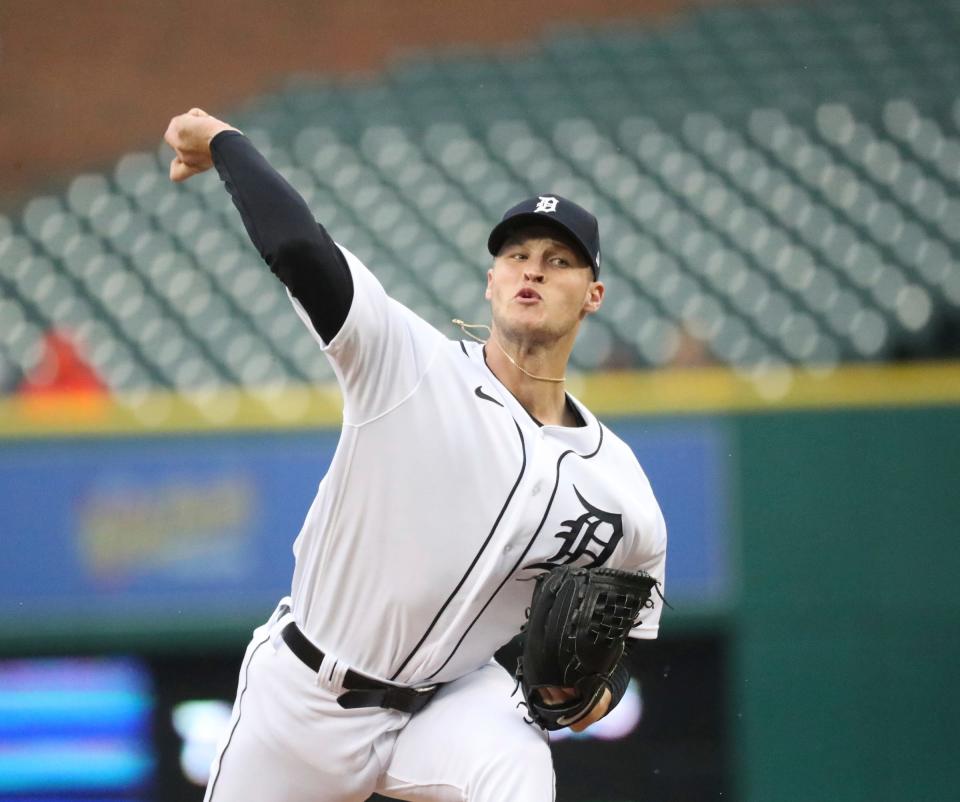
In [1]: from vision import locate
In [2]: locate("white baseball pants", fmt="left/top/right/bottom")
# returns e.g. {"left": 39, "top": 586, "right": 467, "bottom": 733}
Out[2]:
{"left": 203, "top": 601, "right": 554, "bottom": 802}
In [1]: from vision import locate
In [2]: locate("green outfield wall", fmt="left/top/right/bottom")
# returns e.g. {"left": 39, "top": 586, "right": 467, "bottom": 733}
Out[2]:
{"left": 731, "top": 404, "right": 960, "bottom": 802}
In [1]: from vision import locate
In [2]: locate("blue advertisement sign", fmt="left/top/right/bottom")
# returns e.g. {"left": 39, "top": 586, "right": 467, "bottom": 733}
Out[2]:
{"left": 612, "top": 417, "right": 733, "bottom": 604}
{"left": 0, "top": 434, "right": 335, "bottom": 634}
{"left": 0, "top": 418, "right": 731, "bottom": 638}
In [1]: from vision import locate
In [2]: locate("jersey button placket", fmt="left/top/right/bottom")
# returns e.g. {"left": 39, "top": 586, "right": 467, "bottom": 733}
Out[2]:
{"left": 502, "top": 437, "right": 553, "bottom": 562}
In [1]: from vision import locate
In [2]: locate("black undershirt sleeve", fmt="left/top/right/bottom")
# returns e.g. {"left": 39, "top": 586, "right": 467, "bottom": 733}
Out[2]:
{"left": 210, "top": 130, "right": 353, "bottom": 343}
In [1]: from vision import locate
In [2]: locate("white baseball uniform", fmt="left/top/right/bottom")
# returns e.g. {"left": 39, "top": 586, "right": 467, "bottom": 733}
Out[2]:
{"left": 203, "top": 244, "right": 667, "bottom": 802}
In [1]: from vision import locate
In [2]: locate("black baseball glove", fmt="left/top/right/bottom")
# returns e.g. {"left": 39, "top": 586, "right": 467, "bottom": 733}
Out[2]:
{"left": 515, "top": 565, "right": 659, "bottom": 731}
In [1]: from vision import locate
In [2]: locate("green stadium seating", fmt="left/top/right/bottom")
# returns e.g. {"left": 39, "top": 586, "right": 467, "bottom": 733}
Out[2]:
{"left": 3, "top": 0, "right": 960, "bottom": 393}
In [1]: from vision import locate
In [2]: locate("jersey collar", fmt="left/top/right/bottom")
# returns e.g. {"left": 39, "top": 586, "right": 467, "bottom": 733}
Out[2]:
{"left": 463, "top": 341, "right": 603, "bottom": 455}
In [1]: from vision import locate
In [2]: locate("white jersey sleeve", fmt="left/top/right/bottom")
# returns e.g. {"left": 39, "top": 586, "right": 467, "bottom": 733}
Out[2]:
{"left": 286, "top": 244, "right": 444, "bottom": 425}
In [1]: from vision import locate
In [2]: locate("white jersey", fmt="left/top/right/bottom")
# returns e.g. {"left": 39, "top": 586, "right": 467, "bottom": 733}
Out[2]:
{"left": 287, "top": 246, "right": 667, "bottom": 687}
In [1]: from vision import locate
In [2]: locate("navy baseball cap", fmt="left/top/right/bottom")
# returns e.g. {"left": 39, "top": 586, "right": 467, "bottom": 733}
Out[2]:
{"left": 487, "top": 194, "right": 601, "bottom": 278}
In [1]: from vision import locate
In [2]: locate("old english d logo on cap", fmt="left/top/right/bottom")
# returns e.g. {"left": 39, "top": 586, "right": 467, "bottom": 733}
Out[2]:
{"left": 534, "top": 196, "right": 559, "bottom": 214}
{"left": 486, "top": 194, "right": 602, "bottom": 277}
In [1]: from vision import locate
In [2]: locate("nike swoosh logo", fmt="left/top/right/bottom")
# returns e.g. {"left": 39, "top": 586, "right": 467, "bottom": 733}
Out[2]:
{"left": 474, "top": 385, "right": 504, "bottom": 407}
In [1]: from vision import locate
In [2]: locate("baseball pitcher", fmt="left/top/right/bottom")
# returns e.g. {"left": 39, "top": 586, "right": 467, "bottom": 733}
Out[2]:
{"left": 164, "top": 108, "right": 667, "bottom": 802}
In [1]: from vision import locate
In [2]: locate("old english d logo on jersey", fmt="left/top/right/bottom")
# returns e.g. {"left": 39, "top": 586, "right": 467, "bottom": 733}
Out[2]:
{"left": 524, "top": 486, "right": 623, "bottom": 571}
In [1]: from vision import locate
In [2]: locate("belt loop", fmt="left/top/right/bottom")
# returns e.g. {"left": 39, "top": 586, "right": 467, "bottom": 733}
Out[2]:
{"left": 270, "top": 626, "right": 285, "bottom": 653}
{"left": 271, "top": 597, "right": 292, "bottom": 626}
{"left": 317, "top": 653, "right": 347, "bottom": 693}
{"left": 269, "top": 599, "right": 295, "bottom": 653}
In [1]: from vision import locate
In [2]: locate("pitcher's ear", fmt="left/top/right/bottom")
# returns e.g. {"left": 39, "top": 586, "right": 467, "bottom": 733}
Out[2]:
{"left": 584, "top": 281, "right": 605, "bottom": 314}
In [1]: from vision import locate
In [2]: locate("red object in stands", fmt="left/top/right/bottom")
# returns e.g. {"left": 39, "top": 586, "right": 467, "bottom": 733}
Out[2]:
{"left": 17, "top": 330, "right": 108, "bottom": 396}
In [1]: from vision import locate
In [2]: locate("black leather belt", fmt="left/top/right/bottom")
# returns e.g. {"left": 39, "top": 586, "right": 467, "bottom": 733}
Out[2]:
{"left": 278, "top": 607, "right": 439, "bottom": 714}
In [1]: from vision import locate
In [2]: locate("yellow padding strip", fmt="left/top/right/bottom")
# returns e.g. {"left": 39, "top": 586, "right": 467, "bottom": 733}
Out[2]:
{"left": 1, "top": 361, "right": 958, "bottom": 438}
{"left": 0, "top": 385, "right": 344, "bottom": 438}
{"left": 571, "top": 361, "right": 960, "bottom": 417}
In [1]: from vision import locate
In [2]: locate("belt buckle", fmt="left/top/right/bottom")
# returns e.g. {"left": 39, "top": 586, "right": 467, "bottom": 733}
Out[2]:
{"left": 403, "top": 684, "right": 438, "bottom": 714}
{"left": 382, "top": 682, "right": 439, "bottom": 714}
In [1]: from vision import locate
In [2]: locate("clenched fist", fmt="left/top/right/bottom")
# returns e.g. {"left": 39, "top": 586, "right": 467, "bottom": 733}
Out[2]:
{"left": 164, "top": 108, "right": 238, "bottom": 182}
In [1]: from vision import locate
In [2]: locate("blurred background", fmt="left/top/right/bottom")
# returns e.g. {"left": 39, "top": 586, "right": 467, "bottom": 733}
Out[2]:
{"left": 1, "top": 0, "right": 959, "bottom": 799}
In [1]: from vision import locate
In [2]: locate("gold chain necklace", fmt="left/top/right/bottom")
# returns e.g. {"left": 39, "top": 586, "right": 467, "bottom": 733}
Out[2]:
{"left": 451, "top": 319, "right": 566, "bottom": 384}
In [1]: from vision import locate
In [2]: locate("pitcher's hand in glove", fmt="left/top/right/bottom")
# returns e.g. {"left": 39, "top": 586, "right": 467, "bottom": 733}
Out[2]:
{"left": 538, "top": 686, "right": 612, "bottom": 732}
